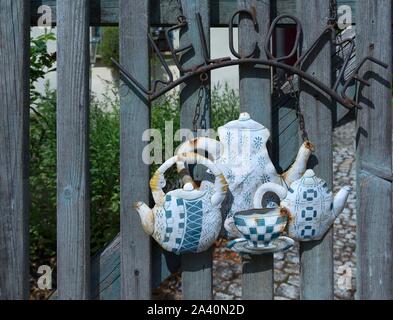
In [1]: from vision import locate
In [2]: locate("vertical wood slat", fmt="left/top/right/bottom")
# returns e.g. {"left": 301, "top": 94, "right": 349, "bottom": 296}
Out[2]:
{"left": 119, "top": 0, "right": 152, "bottom": 300}
{"left": 0, "top": 0, "right": 30, "bottom": 300}
{"left": 179, "top": 0, "right": 212, "bottom": 300}
{"left": 57, "top": 0, "right": 91, "bottom": 299}
{"left": 238, "top": 0, "right": 273, "bottom": 300}
{"left": 356, "top": 0, "right": 393, "bottom": 300}
{"left": 298, "top": 0, "right": 334, "bottom": 300}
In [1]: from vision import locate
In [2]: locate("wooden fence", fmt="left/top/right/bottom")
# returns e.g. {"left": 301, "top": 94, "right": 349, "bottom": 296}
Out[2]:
{"left": 0, "top": 0, "right": 392, "bottom": 300}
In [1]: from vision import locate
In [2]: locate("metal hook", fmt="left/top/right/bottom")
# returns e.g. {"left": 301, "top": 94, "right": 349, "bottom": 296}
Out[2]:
{"left": 229, "top": 9, "right": 259, "bottom": 59}
{"left": 341, "top": 56, "right": 388, "bottom": 108}
{"left": 165, "top": 18, "right": 195, "bottom": 73}
{"left": 265, "top": 14, "right": 302, "bottom": 63}
{"left": 200, "top": 72, "right": 209, "bottom": 83}
{"left": 111, "top": 58, "right": 150, "bottom": 97}
{"left": 196, "top": 12, "right": 231, "bottom": 65}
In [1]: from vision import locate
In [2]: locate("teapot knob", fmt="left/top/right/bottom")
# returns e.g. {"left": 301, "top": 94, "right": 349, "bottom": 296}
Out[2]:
{"left": 239, "top": 112, "right": 251, "bottom": 121}
{"left": 303, "top": 169, "right": 315, "bottom": 178}
{"left": 183, "top": 183, "right": 195, "bottom": 191}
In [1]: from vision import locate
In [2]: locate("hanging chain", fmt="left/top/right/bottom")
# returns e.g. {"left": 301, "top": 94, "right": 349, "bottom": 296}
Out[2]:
{"left": 200, "top": 84, "right": 209, "bottom": 131}
{"left": 173, "top": 1, "right": 209, "bottom": 133}
{"left": 192, "top": 86, "right": 204, "bottom": 132}
{"left": 328, "top": 0, "right": 338, "bottom": 26}
{"left": 282, "top": 1, "right": 339, "bottom": 143}
{"left": 192, "top": 73, "right": 209, "bottom": 132}
{"left": 288, "top": 75, "right": 309, "bottom": 142}
{"left": 176, "top": 0, "right": 186, "bottom": 23}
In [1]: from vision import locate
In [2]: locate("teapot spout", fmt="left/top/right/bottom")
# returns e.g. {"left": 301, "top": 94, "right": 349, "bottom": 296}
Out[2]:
{"left": 282, "top": 141, "right": 314, "bottom": 186}
{"left": 133, "top": 202, "right": 155, "bottom": 235}
{"left": 211, "top": 173, "right": 228, "bottom": 207}
{"left": 333, "top": 186, "right": 351, "bottom": 217}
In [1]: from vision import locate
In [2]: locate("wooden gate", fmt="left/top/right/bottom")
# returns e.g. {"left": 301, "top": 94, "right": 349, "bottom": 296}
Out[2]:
{"left": 0, "top": 0, "right": 392, "bottom": 300}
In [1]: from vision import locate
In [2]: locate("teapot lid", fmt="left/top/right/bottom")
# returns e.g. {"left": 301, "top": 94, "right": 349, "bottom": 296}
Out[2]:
{"left": 303, "top": 169, "right": 316, "bottom": 178}
{"left": 220, "top": 112, "right": 267, "bottom": 131}
{"left": 183, "top": 183, "right": 195, "bottom": 191}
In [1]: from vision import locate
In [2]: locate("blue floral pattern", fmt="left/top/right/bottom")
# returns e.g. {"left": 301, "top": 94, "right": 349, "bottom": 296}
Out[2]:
{"left": 241, "top": 173, "right": 252, "bottom": 185}
{"left": 225, "top": 131, "right": 232, "bottom": 145}
{"left": 257, "top": 156, "right": 267, "bottom": 169}
{"left": 259, "top": 174, "right": 271, "bottom": 184}
{"left": 253, "top": 136, "right": 264, "bottom": 150}
{"left": 240, "top": 134, "right": 249, "bottom": 147}
{"left": 226, "top": 169, "right": 236, "bottom": 184}
{"left": 243, "top": 192, "right": 252, "bottom": 206}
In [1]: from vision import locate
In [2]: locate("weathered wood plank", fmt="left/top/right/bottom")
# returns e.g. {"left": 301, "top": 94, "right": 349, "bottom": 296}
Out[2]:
{"left": 90, "top": 236, "right": 120, "bottom": 299}
{"left": 272, "top": 96, "right": 299, "bottom": 171}
{"left": 56, "top": 0, "right": 91, "bottom": 300}
{"left": 91, "top": 238, "right": 180, "bottom": 299}
{"left": 278, "top": 131, "right": 300, "bottom": 171}
{"left": 0, "top": 0, "right": 30, "bottom": 300}
{"left": 298, "top": 0, "right": 334, "bottom": 300}
{"left": 50, "top": 234, "right": 181, "bottom": 299}
{"left": 51, "top": 235, "right": 120, "bottom": 300}
{"left": 31, "top": 0, "right": 237, "bottom": 26}
{"left": 238, "top": 0, "right": 273, "bottom": 300}
{"left": 179, "top": 0, "right": 213, "bottom": 301}
{"left": 119, "top": 0, "right": 152, "bottom": 300}
{"left": 356, "top": 0, "right": 393, "bottom": 300}
{"left": 30, "top": 0, "right": 365, "bottom": 27}
{"left": 333, "top": 27, "right": 357, "bottom": 125}
{"left": 152, "top": 242, "right": 182, "bottom": 290}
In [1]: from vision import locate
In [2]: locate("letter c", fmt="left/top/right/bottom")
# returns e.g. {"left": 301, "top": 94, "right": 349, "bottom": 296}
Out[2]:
{"left": 229, "top": 10, "right": 259, "bottom": 59}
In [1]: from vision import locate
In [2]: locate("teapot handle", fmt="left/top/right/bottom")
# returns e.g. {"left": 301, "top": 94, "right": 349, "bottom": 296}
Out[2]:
{"left": 175, "top": 137, "right": 223, "bottom": 185}
{"left": 150, "top": 153, "right": 227, "bottom": 207}
{"left": 253, "top": 182, "right": 288, "bottom": 209}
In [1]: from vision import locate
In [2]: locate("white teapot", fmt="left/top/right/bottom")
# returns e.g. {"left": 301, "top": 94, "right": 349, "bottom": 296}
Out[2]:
{"left": 176, "top": 112, "right": 313, "bottom": 237}
{"left": 134, "top": 153, "right": 228, "bottom": 254}
{"left": 253, "top": 170, "right": 351, "bottom": 241}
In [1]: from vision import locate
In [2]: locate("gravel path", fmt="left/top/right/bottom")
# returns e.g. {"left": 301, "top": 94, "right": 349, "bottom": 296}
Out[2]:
{"left": 154, "top": 121, "right": 357, "bottom": 300}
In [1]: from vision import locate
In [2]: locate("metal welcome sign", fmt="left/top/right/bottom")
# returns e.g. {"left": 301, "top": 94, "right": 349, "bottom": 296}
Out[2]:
{"left": 113, "top": 10, "right": 387, "bottom": 108}
{"left": 113, "top": 6, "right": 387, "bottom": 258}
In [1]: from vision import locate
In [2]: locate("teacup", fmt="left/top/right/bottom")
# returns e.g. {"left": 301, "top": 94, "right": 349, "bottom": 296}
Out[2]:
{"left": 234, "top": 207, "right": 289, "bottom": 248}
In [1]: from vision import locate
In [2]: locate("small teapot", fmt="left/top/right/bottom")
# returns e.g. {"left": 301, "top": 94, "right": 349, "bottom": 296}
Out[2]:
{"left": 134, "top": 153, "right": 228, "bottom": 254}
{"left": 253, "top": 171, "right": 351, "bottom": 241}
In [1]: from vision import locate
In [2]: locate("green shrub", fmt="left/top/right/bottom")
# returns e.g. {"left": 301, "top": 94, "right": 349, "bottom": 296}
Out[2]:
{"left": 89, "top": 94, "right": 120, "bottom": 254}
{"left": 30, "top": 85, "right": 57, "bottom": 266}
{"left": 30, "top": 31, "right": 57, "bottom": 269}
{"left": 211, "top": 83, "right": 240, "bottom": 129}
{"left": 30, "top": 85, "right": 122, "bottom": 266}
{"left": 100, "top": 27, "right": 119, "bottom": 67}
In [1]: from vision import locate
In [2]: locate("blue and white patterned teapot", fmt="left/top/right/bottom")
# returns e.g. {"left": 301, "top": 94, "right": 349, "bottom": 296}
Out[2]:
{"left": 253, "top": 170, "right": 351, "bottom": 241}
{"left": 134, "top": 153, "right": 228, "bottom": 254}
{"left": 176, "top": 112, "right": 314, "bottom": 238}
{"left": 281, "top": 169, "right": 351, "bottom": 241}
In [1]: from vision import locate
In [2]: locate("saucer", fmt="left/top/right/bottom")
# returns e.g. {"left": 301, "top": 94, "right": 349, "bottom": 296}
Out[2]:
{"left": 227, "top": 236, "right": 294, "bottom": 255}
{"left": 245, "top": 242, "right": 276, "bottom": 250}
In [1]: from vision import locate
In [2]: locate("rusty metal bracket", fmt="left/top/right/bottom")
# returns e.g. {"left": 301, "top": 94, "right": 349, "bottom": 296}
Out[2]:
{"left": 360, "top": 161, "right": 393, "bottom": 182}
{"left": 112, "top": 12, "right": 388, "bottom": 109}
{"left": 265, "top": 14, "right": 302, "bottom": 63}
{"left": 229, "top": 9, "right": 259, "bottom": 59}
